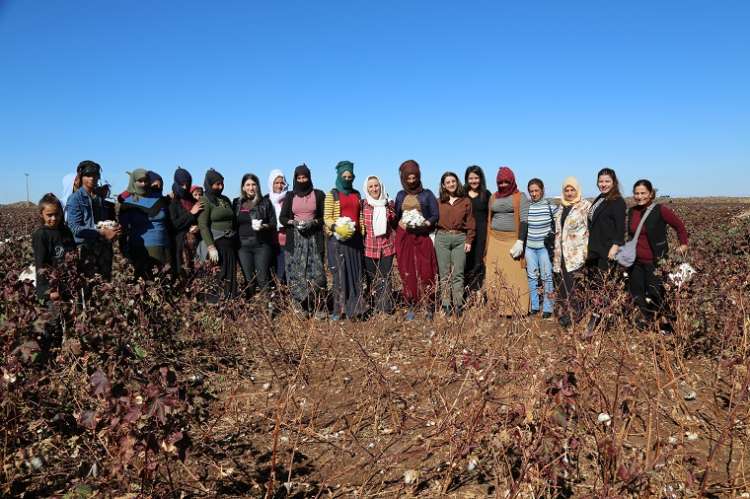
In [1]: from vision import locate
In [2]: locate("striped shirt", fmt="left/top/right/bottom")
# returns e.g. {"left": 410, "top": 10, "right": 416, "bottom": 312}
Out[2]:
{"left": 526, "top": 199, "right": 558, "bottom": 249}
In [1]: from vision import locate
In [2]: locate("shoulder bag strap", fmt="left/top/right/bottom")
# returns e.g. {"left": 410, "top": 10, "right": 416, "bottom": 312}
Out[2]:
{"left": 632, "top": 204, "right": 656, "bottom": 242}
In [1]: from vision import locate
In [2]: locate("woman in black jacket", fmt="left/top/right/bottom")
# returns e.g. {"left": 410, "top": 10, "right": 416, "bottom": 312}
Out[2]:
{"left": 233, "top": 173, "right": 277, "bottom": 298}
{"left": 587, "top": 167, "right": 626, "bottom": 273}
{"left": 463, "top": 165, "right": 492, "bottom": 296}
{"left": 585, "top": 167, "right": 627, "bottom": 334}
{"left": 169, "top": 167, "right": 203, "bottom": 274}
{"left": 278, "top": 164, "right": 328, "bottom": 318}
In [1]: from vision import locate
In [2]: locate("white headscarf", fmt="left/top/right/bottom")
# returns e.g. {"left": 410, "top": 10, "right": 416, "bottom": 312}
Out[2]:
{"left": 267, "top": 169, "right": 287, "bottom": 229}
{"left": 363, "top": 175, "right": 388, "bottom": 237}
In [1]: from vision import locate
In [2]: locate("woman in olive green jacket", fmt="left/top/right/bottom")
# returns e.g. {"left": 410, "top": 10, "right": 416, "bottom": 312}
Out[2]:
{"left": 198, "top": 168, "right": 237, "bottom": 300}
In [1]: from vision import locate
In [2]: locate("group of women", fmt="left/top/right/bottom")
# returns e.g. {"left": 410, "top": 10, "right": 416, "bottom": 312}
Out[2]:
{"left": 49, "top": 159, "right": 689, "bottom": 328}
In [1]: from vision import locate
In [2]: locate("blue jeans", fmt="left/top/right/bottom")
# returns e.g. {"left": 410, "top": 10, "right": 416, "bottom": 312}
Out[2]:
{"left": 525, "top": 246, "right": 554, "bottom": 313}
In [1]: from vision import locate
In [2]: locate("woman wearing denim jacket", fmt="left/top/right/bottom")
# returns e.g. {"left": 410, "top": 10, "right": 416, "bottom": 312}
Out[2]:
{"left": 65, "top": 160, "right": 120, "bottom": 280}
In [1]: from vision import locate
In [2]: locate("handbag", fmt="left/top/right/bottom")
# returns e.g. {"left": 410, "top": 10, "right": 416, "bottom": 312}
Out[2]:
{"left": 543, "top": 202, "right": 555, "bottom": 259}
{"left": 616, "top": 204, "right": 655, "bottom": 267}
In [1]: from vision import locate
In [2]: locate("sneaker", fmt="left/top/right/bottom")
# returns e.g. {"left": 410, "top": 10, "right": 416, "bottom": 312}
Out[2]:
{"left": 313, "top": 310, "right": 328, "bottom": 320}
{"left": 330, "top": 313, "right": 341, "bottom": 322}
{"left": 558, "top": 316, "right": 572, "bottom": 328}
{"left": 405, "top": 310, "right": 416, "bottom": 321}
{"left": 542, "top": 312, "right": 553, "bottom": 320}
{"left": 529, "top": 309, "right": 540, "bottom": 316}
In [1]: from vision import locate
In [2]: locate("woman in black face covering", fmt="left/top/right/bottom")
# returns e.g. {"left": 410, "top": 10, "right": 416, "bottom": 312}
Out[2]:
{"left": 169, "top": 167, "right": 203, "bottom": 274}
{"left": 197, "top": 168, "right": 237, "bottom": 300}
{"left": 278, "top": 164, "right": 328, "bottom": 318}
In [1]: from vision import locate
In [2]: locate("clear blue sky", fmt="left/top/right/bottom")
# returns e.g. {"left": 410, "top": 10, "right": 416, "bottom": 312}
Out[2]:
{"left": 1, "top": 0, "right": 748, "bottom": 204}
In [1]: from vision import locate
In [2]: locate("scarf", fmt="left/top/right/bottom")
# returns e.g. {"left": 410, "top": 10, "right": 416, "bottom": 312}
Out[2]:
{"left": 560, "top": 176, "right": 582, "bottom": 207}
{"left": 203, "top": 168, "right": 225, "bottom": 204}
{"left": 267, "top": 169, "right": 287, "bottom": 229}
{"left": 335, "top": 160, "right": 355, "bottom": 194}
{"left": 292, "top": 164, "right": 313, "bottom": 197}
{"left": 399, "top": 160, "right": 423, "bottom": 195}
{"left": 172, "top": 167, "right": 195, "bottom": 211}
{"left": 494, "top": 166, "right": 518, "bottom": 198}
{"left": 126, "top": 168, "right": 149, "bottom": 197}
{"left": 147, "top": 171, "right": 163, "bottom": 197}
{"left": 363, "top": 175, "right": 388, "bottom": 237}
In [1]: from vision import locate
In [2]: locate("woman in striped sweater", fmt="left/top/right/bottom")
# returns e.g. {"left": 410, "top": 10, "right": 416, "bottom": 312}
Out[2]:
{"left": 524, "top": 178, "right": 558, "bottom": 319}
{"left": 323, "top": 161, "right": 368, "bottom": 321}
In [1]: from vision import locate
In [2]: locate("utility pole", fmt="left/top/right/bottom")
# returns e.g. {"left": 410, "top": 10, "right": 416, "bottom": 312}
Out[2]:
{"left": 25, "top": 173, "right": 30, "bottom": 204}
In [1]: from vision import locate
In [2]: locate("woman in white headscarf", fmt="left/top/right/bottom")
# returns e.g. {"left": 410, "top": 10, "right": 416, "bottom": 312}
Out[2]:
{"left": 361, "top": 175, "right": 397, "bottom": 314}
{"left": 266, "top": 169, "right": 288, "bottom": 283}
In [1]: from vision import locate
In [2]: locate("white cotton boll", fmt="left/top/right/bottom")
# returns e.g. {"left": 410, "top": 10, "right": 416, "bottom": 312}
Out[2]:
{"left": 403, "top": 469, "right": 419, "bottom": 484}
{"left": 685, "top": 431, "right": 699, "bottom": 441}
{"left": 597, "top": 413, "right": 612, "bottom": 425}
{"left": 669, "top": 263, "right": 696, "bottom": 287}
{"left": 19, "top": 265, "right": 36, "bottom": 287}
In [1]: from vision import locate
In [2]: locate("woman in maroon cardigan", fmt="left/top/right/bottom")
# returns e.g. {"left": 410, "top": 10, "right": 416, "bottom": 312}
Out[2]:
{"left": 627, "top": 179, "right": 688, "bottom": 328}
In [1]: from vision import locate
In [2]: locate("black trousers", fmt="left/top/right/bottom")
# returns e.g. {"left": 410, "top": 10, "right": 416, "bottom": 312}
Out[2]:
{"left": 364, "top": 255, "right": 395, "bottom": 314}
{"left": 237, "top": 238, "right": 272, "bottom": 296}
{"left": 557, "top": 253, "right": 585, "bottom": 322}
{"left": 629, "top": 261, "right": 665, "bottom": 319}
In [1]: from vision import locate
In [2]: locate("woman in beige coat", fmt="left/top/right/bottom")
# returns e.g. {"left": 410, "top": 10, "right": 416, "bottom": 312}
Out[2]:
{"left": 553, "top": 177, "right": 592, "bottom": 327}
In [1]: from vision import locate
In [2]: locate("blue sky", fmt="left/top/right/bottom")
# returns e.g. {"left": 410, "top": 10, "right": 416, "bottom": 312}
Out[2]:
{"left": 1, "top": 0, "right": 748, "bottom": 203}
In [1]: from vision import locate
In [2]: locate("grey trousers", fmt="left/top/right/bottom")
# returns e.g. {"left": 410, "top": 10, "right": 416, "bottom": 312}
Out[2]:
{"left": 434, "top": 230, "right": 467, "bottom": 308}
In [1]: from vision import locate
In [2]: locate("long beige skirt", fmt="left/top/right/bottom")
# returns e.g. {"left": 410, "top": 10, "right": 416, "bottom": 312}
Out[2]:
{"left": 485, "top": 230, "right": 529, "bottom": 316}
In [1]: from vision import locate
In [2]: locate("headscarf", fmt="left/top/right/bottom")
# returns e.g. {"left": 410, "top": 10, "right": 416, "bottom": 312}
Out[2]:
{"left": 267, "top": 169, "right": 287, "bottom": 229}
{"left": 335, "top": 161, "right": 355, "bottom": 194}
{"left": 399, "top": 160, "right": 423, "bottom": 195}
{"left": 147, "top": 171, "right": 163, "bottom": 196}
{"left": 560, "top": 176, "right": 582, "bottom": 207}
{"left": 494, "top": 166, "right": 519, "bottom": 198}
{"left": 172, "top": 167, "right": 195, "bottom": 210}
{"left": 190, "top": 185, "right": 202, "bottom": 195}
{"left": 126, "top": 168, "right": 149, "bottom": 197}
{"left": 292, "top": 164, "right": 313, "bottom": 197}
{"left": 203, "top": 168, "right": 225, "bottom": 204}
{"left": 363, "top": 175, "right": 388, "bottom": 236}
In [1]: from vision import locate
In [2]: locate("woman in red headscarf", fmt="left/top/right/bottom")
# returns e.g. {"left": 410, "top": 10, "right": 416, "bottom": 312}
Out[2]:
{"left": 484, "top": 166, "right": 531, "bottom": 316}
{"left": 394, "top": 160, "right": 439, "bottom": 320}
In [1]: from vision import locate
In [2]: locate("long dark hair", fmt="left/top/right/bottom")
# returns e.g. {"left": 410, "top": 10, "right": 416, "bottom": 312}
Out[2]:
{"left": 239, "top": 173, "right": 263, "bottom": 200}
{"left": 633, "top": 179, "right": 656, "bottom": 200}
{"left": 464, "top": 165, "right": 489, "bottom": 201}
{"left": 439, "top": 171, "right": 465, "bottom": 202}
{"left": 597, "top": 167, "right": 622, "bottom": 200}
{"left": 38, "top": 193, "right": 64, "bottom": 226}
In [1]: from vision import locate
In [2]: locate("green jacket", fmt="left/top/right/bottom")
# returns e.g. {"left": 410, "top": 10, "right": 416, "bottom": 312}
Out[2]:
{"left": 198, "top": 195, "right": 234, "bottom": 246}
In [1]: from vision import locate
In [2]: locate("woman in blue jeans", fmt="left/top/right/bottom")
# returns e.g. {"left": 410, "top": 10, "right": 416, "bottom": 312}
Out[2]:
{"left": 525, "top": 178, "right": 557, "bottom": 318}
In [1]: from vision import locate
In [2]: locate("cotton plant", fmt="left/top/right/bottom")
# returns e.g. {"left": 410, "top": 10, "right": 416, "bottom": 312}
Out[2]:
{"left": 333, "top": 216, "right": 356, "bottom": 241}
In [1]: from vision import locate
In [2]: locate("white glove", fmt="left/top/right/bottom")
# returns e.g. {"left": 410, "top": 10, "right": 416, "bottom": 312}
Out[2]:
{"left": 208, "top": 246, "right": 219, "bottom": 263}
{"left": 251, "top": 219, "right": 262, "bottom": 231}
{"left": 510, "top": 239, "right": 524, "bottom": 259}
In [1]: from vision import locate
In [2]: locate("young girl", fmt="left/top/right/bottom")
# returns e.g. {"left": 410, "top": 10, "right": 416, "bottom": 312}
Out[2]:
{"left": 32, "top": 194, "right": 76, "bottom": 301}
